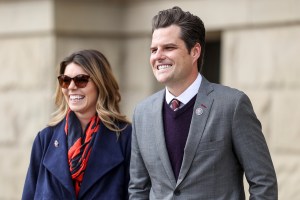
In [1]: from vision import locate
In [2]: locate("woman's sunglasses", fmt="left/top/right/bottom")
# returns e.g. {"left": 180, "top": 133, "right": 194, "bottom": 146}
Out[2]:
{"left": 57, "top": 74, "right": 90, "bottom": 89}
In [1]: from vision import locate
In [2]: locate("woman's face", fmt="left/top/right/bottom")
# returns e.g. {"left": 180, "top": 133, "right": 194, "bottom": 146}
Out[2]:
{"left": 62, "top": 62, "right": 98, "bottom": 118}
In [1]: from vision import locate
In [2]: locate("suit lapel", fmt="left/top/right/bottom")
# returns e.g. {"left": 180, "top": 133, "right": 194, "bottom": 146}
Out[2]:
{"left": 152, "top": 90, "right": 177, "bottom": 186}
{"left": 176, "top": 78, "right": 214, "bottom": 187}
{"left": 78, "top": 122, "right": 124, "bottom": 198}
{"left": 43, "top": 121, "right": 76, "bottom": 197}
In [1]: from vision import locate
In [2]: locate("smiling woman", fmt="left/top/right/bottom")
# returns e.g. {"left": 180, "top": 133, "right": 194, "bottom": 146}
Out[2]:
{"left": 22, "top": 49, "right": 132, "bottom": 200}
{"left": 60, "top": 62, "right": 98, "bottom": 130}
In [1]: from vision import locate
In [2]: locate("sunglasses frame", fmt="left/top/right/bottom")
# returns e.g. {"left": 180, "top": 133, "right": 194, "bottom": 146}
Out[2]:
{"left": 57, "top": 74, "right": 90, "bottom": 89}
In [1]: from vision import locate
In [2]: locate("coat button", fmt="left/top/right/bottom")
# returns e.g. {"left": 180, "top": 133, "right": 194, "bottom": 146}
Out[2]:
{"left": 174, "top": 189, "right": 181, "bottom": 196}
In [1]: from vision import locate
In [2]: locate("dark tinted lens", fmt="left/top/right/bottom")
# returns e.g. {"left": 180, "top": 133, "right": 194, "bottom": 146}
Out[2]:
{"left": 73, "top": 75, "right": 90, "bottom": 88}
{"left": 57, "top": 74, "right": 90, "bottom": 89}
{"left": 57, "top": 75, "right": 71, "bottom": 89}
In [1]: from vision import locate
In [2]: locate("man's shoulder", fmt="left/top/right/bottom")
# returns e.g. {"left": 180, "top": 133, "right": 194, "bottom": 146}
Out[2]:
{"left": 138, "top": 89, "right": 164, "bottom": 105}
{"left": 213, "top": 83, "right": 242, "bottom": 94}
{"left": 134, "top": 89, "right": 165, "bottom": 112}
{"left": 206, "top": 81, "right": 245, "bottom": 99}
{"left": 204, "top": 81, "right": 253, "bottom": 109}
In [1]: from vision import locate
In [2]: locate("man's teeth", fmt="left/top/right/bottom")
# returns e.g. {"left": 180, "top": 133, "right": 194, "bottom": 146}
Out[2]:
{"left": 158, "top": 65, "right": 172, "bottom": 70}
{"left": 70, "top": 95, "right": 84, "bottom": 100}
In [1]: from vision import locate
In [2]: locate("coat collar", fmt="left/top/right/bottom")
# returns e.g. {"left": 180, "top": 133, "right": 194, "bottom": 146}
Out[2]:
{"left": 43, "top": 120, "right": 124, "bottom": 198}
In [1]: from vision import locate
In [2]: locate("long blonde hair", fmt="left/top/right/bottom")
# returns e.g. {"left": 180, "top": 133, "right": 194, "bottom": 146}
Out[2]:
{"left": 48, "top": 49, "right": 130, "bottom": 133}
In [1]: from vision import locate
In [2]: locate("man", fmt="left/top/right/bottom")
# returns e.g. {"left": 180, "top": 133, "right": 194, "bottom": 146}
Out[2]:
{"left": 129, "top": 6, "right": 277, "bottom": 200}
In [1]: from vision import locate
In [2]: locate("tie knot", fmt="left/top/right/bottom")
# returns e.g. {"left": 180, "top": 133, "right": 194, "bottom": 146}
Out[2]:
{"left": 170, "top": 98, "right": 181, "bottom": 111}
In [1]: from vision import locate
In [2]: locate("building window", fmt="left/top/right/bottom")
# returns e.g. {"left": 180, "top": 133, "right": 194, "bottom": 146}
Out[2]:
{"left": 202, "top": 34, "right": 221, "bottom": 84}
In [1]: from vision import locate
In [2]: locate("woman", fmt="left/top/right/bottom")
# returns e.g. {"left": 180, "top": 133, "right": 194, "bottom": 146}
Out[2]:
{"left": 22, "top": 49, "right": 131, "bottom": 199}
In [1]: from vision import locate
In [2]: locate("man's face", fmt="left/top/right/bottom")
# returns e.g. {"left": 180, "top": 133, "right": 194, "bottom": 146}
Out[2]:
{"left": 150, "top": 25, "right": 200, "bottom": 95}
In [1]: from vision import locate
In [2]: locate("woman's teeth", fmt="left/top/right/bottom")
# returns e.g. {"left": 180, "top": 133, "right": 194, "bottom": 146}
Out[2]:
{"left": 70, "top": 95, "right": 84, "bottom": 101}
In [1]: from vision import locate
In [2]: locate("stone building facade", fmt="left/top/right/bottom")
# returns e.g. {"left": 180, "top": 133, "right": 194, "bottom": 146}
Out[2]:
{"left": 0, "top": 0, "right": 299, "bottom": 199}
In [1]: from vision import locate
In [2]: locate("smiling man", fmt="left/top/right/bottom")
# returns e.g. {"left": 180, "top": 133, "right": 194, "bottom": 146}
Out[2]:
{"left": 129, "top": 6, "right": 278, "bottom": 200}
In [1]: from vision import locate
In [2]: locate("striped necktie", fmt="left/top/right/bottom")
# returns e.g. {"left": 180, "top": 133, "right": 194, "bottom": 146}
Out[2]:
{"left": 170, "top": 98, "right": 181, "bottom": 111}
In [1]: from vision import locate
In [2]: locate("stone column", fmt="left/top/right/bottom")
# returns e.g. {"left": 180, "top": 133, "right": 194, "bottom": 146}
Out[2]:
{"left": 0, "top": 1, "right": 55, "bottom": 199}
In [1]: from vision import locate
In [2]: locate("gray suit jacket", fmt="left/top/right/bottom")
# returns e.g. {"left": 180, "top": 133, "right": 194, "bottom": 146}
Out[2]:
{"left": 129, "top": 77, "right": 277, "bottom": 200}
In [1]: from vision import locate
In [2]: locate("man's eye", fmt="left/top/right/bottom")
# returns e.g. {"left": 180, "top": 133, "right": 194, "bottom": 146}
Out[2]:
{"left": 166, "top": 46, "right": 175, "bottom": 50}
{"left": 151, "top": 49, "right": 157, "bottom": 54}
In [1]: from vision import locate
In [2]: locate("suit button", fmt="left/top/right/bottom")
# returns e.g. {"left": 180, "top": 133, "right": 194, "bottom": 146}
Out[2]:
{"left": 174, "top": 189, "right": 181, "bottom": 196}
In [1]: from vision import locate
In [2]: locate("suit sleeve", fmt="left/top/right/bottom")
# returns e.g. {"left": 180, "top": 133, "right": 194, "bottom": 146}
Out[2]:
{"left": 22, "top": 132, "right": 43, "bottom": 200}
{"left": 128, "top": 108, "right": 151, "bottom": 200}
{"left": 232, "top": 92, "right": 278, "bottom": 199}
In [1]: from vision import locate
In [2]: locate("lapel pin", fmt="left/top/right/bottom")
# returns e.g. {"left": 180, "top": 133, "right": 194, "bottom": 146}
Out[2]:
{"left": 195, "top": 107, "right": 203, "bottom": 115}
{"left": 54, "top": 140, "right": 59, "bottom": 147}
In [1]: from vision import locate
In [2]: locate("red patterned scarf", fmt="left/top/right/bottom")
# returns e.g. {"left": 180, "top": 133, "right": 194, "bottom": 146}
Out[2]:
{"left": 65, "top": 110, "right": 100, "bottom": 197}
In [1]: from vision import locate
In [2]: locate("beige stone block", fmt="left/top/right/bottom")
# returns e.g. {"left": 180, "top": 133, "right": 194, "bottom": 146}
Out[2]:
{"left": 0, "top": 1, "right": 53, "bottom": 34}
{"left": 0, "top": 90, "right": 53, "bottom": 145}
{"left": 271, "top": 90, "right": 300, "bottom": 152}
{"left": 56, "top": 37, "right": 123, "bottom": 82}
{"left": 123, "top": 0, "right": 300, "bottom": 33}
{"left": 273, "top": 155, "right": 300, "bottom": 199}
{"left": 0, "top": 36, "right": 55, "bottom": 90}
{"left": 222, "top": 26, "right": 300, "bottom": 88}
{"left": 55, "top": 1, "right": 123, "bottom": 33}
{"left": 248, "top": 0, "right": 300, "bottom": 25}
{"left": 122, "top": 38, "right": 154, "bottom": 90}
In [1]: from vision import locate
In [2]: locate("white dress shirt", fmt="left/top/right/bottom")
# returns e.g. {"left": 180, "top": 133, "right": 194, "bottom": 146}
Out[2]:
{"left": 165, "top": 73, "right": 202, "bottom": 108}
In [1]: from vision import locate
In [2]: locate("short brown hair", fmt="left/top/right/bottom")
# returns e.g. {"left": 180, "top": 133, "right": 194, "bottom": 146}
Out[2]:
{"left": 152, "top": 6, "right": 206, "bottom": 72}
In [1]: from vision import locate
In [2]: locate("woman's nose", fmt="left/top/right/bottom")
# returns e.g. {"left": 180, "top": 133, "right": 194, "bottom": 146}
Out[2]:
{"left": 68, "top": 80, "right": 77, "bottom": 89}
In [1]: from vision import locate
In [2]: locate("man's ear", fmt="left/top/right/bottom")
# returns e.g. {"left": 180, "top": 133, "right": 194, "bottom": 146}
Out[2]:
{"left": 192, "top": 43, "right": 201, "bottom": 62}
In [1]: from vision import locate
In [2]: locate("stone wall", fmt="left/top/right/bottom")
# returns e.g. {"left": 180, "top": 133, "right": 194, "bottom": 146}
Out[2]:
{"left": 222, "top": 26, "right": 300, "bottom": 200}
{"left": 0, "top": 0, "right": 299, "bottom": 199}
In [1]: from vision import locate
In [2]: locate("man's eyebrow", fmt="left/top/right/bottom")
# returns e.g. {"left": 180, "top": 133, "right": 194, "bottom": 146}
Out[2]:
{"left": 163, "top": 43, "right": 177, "bottom": 47}
{"left": 150, "top": 43, "right": 178, "bottom": 49}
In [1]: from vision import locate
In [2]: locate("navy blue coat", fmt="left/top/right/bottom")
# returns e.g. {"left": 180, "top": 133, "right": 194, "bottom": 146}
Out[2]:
{"left": 22, "top": 119, "right": 131, "bottom": 200}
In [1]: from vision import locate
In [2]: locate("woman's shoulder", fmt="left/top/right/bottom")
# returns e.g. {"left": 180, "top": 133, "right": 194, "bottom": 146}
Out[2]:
{"left": 117, "top": 122, "right": 132, "bottom": 140}
{"left": 117, "top": 122, "right": 132, "bottom": 139}
{"left": 36, "top": 121, "right": 64, "bottom": 142}
{"left": 121, "top": 122, "right": 132, "bottom": 131}
{"left": 100, "top": 121, "right": 131, "bottom": 137}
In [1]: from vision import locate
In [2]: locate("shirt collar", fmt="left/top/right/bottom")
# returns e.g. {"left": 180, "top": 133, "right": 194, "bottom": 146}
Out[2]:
{"left": 166, "top": 73, "right": 202, "bottom": 105}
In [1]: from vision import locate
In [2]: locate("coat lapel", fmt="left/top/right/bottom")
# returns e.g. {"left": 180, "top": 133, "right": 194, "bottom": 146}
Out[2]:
{"left": 152, "top": 90, "right": 177, "bottom": 186}
{"left": 78, "top": 122, "right": 124, "bottom": 198}
{"left": 43, "top": 121, "right": 76, "bottom": 197}
{"left": 43, "top": 120, "right": 125, "bottom": 198}
{"left": 176, "top": 78, "right": 214, "bottom": 187}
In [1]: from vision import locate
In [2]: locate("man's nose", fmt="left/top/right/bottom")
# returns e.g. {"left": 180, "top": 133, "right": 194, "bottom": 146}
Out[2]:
{"left": 154, "top": 49, "right": 166, "bottom": 60}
